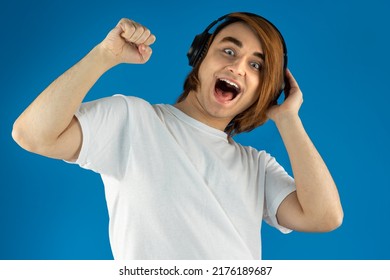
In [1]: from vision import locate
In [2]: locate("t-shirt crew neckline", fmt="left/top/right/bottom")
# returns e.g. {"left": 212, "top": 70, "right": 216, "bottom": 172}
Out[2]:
{"left": 164, "top": 104, "right": 230, "bottom": 142}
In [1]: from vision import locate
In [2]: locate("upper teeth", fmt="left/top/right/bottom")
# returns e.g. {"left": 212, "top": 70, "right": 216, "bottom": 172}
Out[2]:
{"left": 220, "top": 78, "right": 240, "bottom": 90}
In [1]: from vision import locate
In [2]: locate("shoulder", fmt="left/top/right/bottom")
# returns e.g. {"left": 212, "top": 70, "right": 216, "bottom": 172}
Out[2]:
{"left": 87, "top": 94, "right": 152, "bottom": 107}
{"left": 112, "top": 94, "right": 152, "bottom": 108}
{"left": 79, "top": 95, "right": 154, "bottom": 116}
{"left": 232, "top": 140, "right": 269, "bottom": 161}
{"left": 229, "top": 141, "right": 276, "bottom": 173}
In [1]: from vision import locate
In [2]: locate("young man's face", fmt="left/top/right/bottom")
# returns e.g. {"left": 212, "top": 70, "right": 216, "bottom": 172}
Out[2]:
{"left": 193, "top": 21, "right": 264, "bottom": 130}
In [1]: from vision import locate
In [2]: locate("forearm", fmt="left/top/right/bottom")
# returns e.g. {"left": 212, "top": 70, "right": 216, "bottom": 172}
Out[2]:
{"left": 13, "top": 44, "right": 115, "bottom": 149}
{"left": 276, "top": 114, "right": 343, "bottom": 225}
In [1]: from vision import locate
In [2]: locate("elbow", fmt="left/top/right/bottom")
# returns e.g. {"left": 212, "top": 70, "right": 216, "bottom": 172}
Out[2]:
{"left": 326, "top": 213, "right": 343, "bottom": 232}
{"left": 12, "top": 120, "right": 64, "bottom": 159}
{"left": 326, "top": 199, "right": 344, "bottom": 231}
{"left": 318, "top": 208, "right": 344, "bottom": 232}
{"left": 12, "top": 121, "right": 29, "bottom": 151}
{"left": 12, "top": 120, "right": 40, "bottom": 153}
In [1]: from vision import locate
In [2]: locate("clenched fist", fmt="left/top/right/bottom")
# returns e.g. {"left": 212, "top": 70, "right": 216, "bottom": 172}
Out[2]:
{"left": 100, "top": 18, "right": 156, "bottom": 65}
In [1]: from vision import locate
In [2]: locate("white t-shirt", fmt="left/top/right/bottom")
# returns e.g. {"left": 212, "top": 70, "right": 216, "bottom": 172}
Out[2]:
{"left": 71, "top": 94, "right": 296, "bottom": 260}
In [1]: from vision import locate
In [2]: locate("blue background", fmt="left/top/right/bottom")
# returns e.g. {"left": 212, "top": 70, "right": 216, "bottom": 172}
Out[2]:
{"left": 1, "top": 0, "right": 389, "bottom": 260}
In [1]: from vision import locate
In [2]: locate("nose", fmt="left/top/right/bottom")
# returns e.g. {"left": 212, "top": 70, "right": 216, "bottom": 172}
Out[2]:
{"left": 226, "top": 58, "right": 246, "bottom": 76}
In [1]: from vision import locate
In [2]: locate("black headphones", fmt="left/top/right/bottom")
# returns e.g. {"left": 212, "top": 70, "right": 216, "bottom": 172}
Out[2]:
{"left": 187, "top": 12, "right": 289, "bottom": 100}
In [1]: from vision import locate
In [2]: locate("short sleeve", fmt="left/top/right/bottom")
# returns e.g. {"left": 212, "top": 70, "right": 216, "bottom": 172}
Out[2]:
{"left": 69, "top": 95, "right": 133, "bottom": 178}
{"left": 263, "top": 154, "right": 296, "bottom": 233}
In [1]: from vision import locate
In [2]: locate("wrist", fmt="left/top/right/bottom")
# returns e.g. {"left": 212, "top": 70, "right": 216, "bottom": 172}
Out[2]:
{"left": 274, "top": 112, "right": 302, "bottom": 131}
{"left": 91, "top": 43, "right": 121, "bottom": 71}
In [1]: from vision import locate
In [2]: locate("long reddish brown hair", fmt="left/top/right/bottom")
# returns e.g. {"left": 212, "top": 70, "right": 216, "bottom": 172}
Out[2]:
{"left": 177, "top": 12, "right": 285, "bottom": 137}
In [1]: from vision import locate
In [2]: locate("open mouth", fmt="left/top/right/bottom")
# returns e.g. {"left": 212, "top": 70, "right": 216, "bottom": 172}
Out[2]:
{"left": 214, "top": 78, "right": 241, "bottom": 103}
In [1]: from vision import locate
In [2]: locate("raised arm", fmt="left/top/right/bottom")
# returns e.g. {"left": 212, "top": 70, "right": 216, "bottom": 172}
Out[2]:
{"left": 267, "top": 69, "right": 343, "bottom": 232}
{"left": 12, "top": 19, "right": 156, "bottom": 161}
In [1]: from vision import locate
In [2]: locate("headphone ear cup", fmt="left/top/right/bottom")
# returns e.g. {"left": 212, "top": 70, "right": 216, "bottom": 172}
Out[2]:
{"left": 274, "top": 75, "right": 290, "bottom": 103}
{"left": 282, "top": 75, "right": 290, "bottom": 100}
{"left": 187, "top": 33, "right": 211, "bottom": 67}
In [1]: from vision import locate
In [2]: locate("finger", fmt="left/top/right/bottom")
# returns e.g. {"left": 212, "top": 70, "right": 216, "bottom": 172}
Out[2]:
{"left": 117, "top": 18, "right": 136, "bottom": 40}
{"left": 116, "top": 18, "right": 156, "bottom": 45}
{"left": 117, "top": 18, "right": 135, "bottom": 31}
{"left": 133, "top": 28, "right": 151, "bottom": 44}
{"left": 286, "top": 68, "right": 299, "bottom": 89}
{"left": 132, "top": 25, "right": 156, "bottom": 46}
{"left": 285, "top": 69, "right": 304, "bottom": 103}
{"left": 144, "top": 34, "right": 156, "bottom": 46}
{"left": 138, "top": 44, "right": 153, "bottom": 63}
{"left": 128, "top": 24, "right": 146, "bottom": 42}
{"left": 118, "top": 19, "right": 147, "bottom": 43}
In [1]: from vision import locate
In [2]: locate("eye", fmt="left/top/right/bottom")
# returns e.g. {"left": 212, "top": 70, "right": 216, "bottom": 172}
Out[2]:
{"left": 250, "top": 61, "right": 262, "bottom": 71}
{"left": 223, "top": 48, "right": 235, "bottom": 56}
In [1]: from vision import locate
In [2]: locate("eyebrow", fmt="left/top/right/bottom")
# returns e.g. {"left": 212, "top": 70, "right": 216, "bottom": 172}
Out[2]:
{"left": 220, "top": 36, "right": 265, "bottom": 61}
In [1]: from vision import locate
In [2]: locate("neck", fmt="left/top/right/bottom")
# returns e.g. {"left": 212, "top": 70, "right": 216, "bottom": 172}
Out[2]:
{"left": 174, "top": 91, "right": 231, "bottom": 132}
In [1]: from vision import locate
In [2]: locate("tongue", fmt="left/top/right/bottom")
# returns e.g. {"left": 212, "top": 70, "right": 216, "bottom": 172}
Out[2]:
{"left": 215, "top": 88, "right": 234, "bottom": 103}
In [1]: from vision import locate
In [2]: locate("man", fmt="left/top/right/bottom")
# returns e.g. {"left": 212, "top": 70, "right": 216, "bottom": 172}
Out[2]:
{"left": 12, "top": 12, "right": 343, "bottom": 259}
